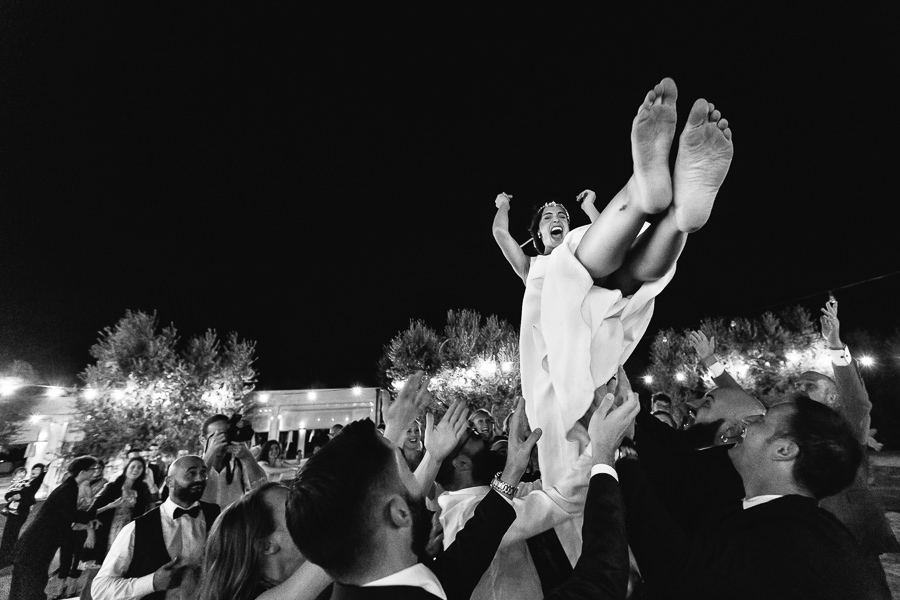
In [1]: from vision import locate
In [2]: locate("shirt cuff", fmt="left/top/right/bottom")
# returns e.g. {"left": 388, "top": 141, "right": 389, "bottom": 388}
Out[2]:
{"left": 708, "top": 361, "right": 725, "bottom": 378}
{"left": 135, "top": 574, "right": 156, "bottom": 597}
{"left": 489, "top": 487, "right": 516, "bottom": 506}
{"left": 829, "top": 345, "right": 851, "bottom": 366}
{"left": 590, "top": 464, "right": 618, "bottom": 482}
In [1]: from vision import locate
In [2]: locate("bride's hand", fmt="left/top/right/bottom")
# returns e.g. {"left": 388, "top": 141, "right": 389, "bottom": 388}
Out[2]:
{"left": 495, "top": 193, "right": 512, "bottom": 209}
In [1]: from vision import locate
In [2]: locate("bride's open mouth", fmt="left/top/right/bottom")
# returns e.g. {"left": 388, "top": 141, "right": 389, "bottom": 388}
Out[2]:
{"left": 550, "top": 225, "right": 564, "bottom": 238}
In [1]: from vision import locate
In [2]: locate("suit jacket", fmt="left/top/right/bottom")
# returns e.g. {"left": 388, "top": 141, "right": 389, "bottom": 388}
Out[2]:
{"left": 618, "top": 459, "right": 882, "bottom": 600}
{"left": 329, "top": 489, "right": 516, "bottom": 600}
{"left": 545, "top": 473, "right": 628, "bottom": 600}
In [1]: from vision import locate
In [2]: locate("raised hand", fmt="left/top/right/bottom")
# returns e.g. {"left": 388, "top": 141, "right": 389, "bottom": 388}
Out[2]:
{"left": 495, "top": 192, "right": 512, "bottom": 209}
{"left": 203, "top": 431, "right": 229, "bottom": 465}
{"left": 576, "top": 189, "right": 600, "bottom": 222}
{"left": 383, "top": 371, "right": 432, "bottom": 446}
{"left": 589, "top": 388, "right": 640, "bottom": 467}
{"left": 500, "top": 398, "right": 542, "bottom": 487}
{"left": 575, "top": 189, "right": 596, "bottom": 205}
{"left": 688, "top": 330, "right": 716, "bottom": 364}
{"left": 820, "top": 299, "right": 842, "bottom": 349}
{"left": 423, "top": 398, "right": 469, "bottom": 463}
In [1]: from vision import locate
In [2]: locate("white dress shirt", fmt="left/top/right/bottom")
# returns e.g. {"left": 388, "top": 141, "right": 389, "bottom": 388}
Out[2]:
{"left": 437, "top": 450, "right": 594, "bottom": 600}
{"left": 363, "top": 563, "right": 447, "bottom": 599}
{"left": 92, "top": 497, "right": 209, "bottom": 600}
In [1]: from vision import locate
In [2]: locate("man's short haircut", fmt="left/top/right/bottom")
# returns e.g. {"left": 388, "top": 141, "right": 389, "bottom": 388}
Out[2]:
{"left": 796, "top": 371, "right": 835, "bottom": 386}
{"left": 651, "top": 391, "right": 672, "bottom": 406}
{"left": 434, "top": 428, "right": 479, "bottom": 487}
{"left": 67, "top": 455, "right": 98, "bottom": 476}
{"left": 286, "top": 419, "right": 399, "bottom": 578}
{"left": 202, "top": 414, "right": 229, "bottom": 436}
{"left": 777, "top": 397, "right": 862, "bottom": 500}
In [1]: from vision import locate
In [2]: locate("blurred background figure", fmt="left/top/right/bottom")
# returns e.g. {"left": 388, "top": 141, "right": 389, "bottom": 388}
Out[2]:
{"left": 401, "top": 419, "right": 424, "bottom": 470}
{"left": 0, "top": 463, "right": 46, "bottom": 569}
{"left": 258, "top": 441, "right": 296, "bottom": 483}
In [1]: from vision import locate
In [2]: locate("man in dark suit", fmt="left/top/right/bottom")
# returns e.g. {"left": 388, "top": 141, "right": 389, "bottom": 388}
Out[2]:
{"left": 286, "top": 400, "right": 542, "bottom": 600}
{"left": 92, "top": 455, "right": 220, "bottom": 600}
{"left": 623, "top": 396, "right": 886, "bottom": 599}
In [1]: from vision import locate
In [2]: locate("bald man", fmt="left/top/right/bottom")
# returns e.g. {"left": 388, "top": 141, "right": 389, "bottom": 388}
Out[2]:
{"left": 93, "top": 456, "right": 221, "bottom": 600}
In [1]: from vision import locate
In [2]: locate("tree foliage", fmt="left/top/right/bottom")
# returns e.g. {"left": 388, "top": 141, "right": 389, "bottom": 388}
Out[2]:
{"left": 645, "top": 306, "right": 828, "bottom": 409}
{"left": 382, "top": 309, "right": 521, "bottom": 422}
{"left": 74, "top": 310, "right": 257, "bottom": 459}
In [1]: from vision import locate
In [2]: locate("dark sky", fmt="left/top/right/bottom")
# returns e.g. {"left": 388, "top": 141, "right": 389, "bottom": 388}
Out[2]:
{"left": 1, "top": 5, "right": 897, "bottom": 390}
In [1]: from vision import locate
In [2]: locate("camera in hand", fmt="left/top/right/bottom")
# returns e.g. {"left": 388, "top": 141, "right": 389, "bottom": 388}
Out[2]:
{"left": 226, "top": 413, "right": 255, "bottom": 443}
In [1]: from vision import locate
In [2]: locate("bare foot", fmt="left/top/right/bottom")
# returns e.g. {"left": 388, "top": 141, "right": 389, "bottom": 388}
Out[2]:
{"left": 631, "top": 77, "right": 678, "bottom": 214}
{"left": 672, "top": 98, "right": 733, "bottom": 232}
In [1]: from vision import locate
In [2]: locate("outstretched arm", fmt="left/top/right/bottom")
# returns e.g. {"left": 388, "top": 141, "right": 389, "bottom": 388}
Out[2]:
{"left": 414, "top": 399, "right": 469, "bottom": 496}
{"left": 688, "top": 330, "right": 742, "bottom": 390}
{"left": 492, "top": 193, "right": 529, "bottom": 284}
{"left": 432, "top": 398, "right": 541, "bottom": 600}
{"left": 383, "top": 371, "right": 432, "bottom": 446}
{"left": 576, "top": 189, "right": 601, "bottom": 223}
{"left": 821, "top": 300, "right": 872, "bottom": 442}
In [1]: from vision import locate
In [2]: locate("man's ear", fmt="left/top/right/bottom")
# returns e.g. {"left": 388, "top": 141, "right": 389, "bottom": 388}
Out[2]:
{"left": 386, "top": 495, "right": 412, "bottom": 528}
{"left": 451, "top": 454, "right": 472, "bottom": 473}
{"left": 772, "top": 438, "right": 799, "bottom": 462}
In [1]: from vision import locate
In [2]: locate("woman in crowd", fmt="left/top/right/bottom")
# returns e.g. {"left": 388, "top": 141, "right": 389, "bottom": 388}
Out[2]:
{"left": 198, "top": 482, "right": 330, "bottom": 600}
{"left": 258, "top": 440, "right": 296, "bottom": 483}
{"left": 0, "top": 463, "right": 46, "bottom": 569}
{"left": 402, "top": 420, "right": 424, "bottom": 470}
{"left": 78, "top": 457, "right": 153, "bottom": 600}
{"left": 91, "top": 456, "right": 156, "bottom": 555}
{"left": 9, "top": 455, "right": 99, "bottom": 600}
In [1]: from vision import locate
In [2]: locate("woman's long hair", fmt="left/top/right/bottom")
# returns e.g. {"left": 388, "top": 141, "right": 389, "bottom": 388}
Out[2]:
{"left": 96, "top": 457, "right": 152, "bottom": 510}
{"left": 198, "top": 482, "right": 283, "bottom": 600}
{"left": 90, "top": 457, "right": 152, "bottom": 558}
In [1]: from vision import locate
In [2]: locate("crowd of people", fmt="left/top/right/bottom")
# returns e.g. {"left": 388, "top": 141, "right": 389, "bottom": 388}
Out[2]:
{"left": 2, "top": 76, "right": 897, "bottom": 600}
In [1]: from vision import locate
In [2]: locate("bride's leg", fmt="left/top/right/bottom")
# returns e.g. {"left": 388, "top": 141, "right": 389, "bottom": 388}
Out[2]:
{"left": 575, "top": 78, "right": 677, "bottom": 279}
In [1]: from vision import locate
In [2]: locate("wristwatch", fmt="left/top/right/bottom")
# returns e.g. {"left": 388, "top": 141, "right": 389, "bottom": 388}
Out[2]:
{"left": 490, "top": 472, "right": 518, "bottom": 498}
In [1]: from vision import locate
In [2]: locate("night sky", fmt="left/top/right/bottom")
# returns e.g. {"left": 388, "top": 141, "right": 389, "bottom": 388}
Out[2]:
{"left": 1, "top": 6, "right": 897, "bottom": 390}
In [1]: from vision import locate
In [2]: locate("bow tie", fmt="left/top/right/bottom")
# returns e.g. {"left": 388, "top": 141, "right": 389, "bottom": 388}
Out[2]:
{"left": 173, "top": 506, "right": 200, "bottom": 519}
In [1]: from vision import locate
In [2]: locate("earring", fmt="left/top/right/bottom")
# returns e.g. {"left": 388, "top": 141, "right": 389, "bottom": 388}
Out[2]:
{"left": 537, "top": 233, "right": 542, "bottom": 238}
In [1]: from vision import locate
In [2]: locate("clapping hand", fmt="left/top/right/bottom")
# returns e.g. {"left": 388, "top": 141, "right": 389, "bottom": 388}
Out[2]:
{"left": 688, "top": 330, "right": 716, "bottom": 364}
{"left": 384, "top": 371, "right": 432, "bottom": 446}
{"left": 423, "top": 398, "right": 469, "bottom": 463}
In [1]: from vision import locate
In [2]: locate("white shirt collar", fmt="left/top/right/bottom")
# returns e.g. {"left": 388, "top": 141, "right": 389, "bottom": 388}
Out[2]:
{"left": 161, "top": 497, "right": 200, "bottom": 519}
{"left": 363, "top": 563, "right": 447, "bottom": 600}
{"left": 437, "top": 486, "right": 490, "bottom": 511}
{"left": 742, "top": 494, "right": 783, "bottom": 510}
